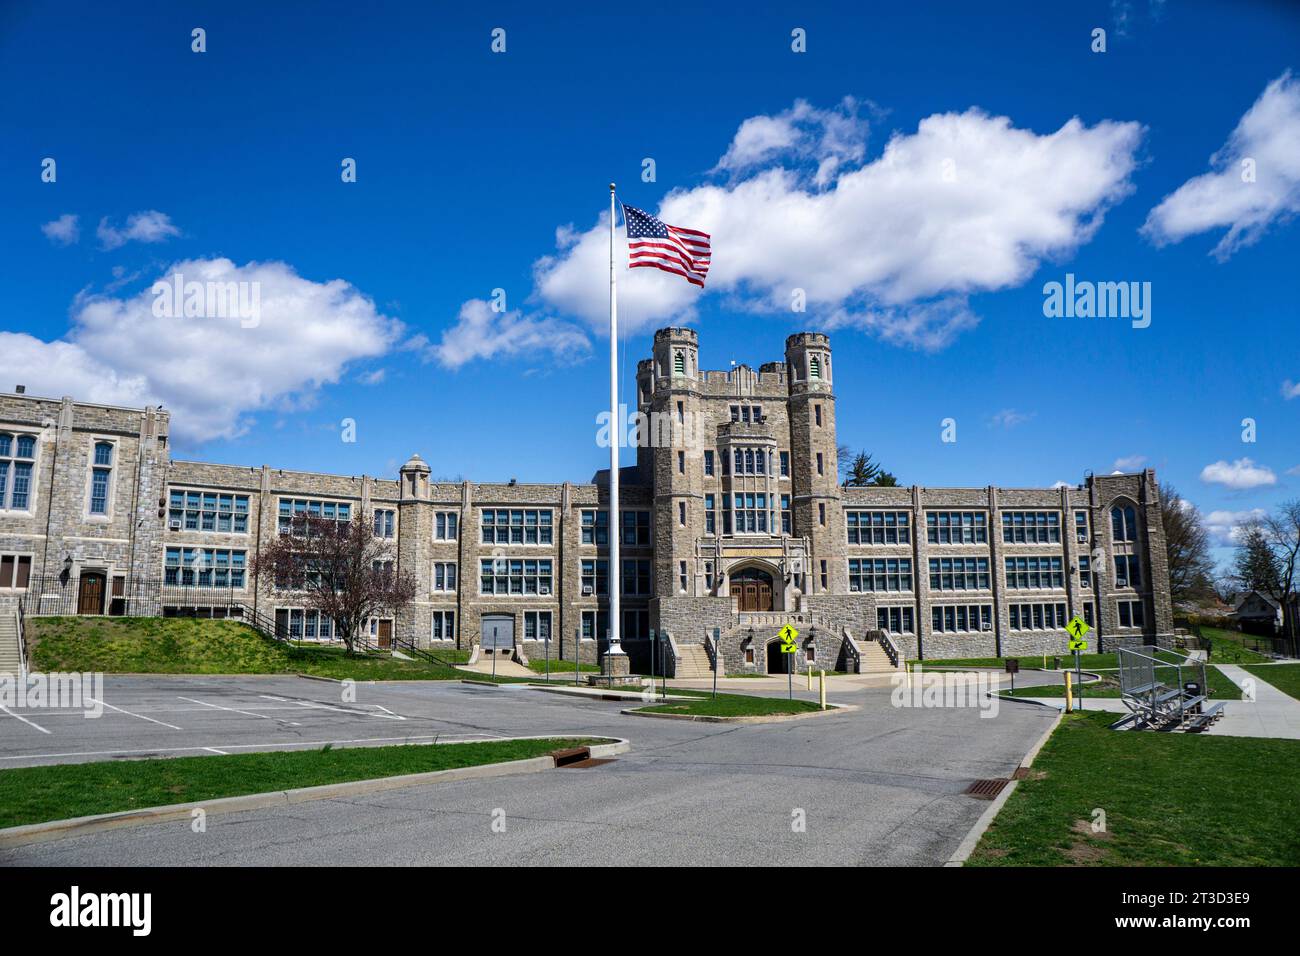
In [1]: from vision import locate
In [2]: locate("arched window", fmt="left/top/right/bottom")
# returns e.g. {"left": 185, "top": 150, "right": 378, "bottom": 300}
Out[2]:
{"left": 1110, "top": 504, "right": 1138, "bottom": 542}
{"left": 809, "top": 355, "right": 822, "bottom": 380}
{"left": 0, "top": 432, "right": 37, "bottom": 511}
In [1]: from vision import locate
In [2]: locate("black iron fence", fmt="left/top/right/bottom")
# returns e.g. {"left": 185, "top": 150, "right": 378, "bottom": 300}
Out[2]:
{"left": 19, "top": 573, "right": 247, "bottom": 620}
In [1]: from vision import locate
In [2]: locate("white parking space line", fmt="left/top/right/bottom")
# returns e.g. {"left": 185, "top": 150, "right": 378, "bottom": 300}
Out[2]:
{"left": 0, "top": 733, "right": 503, "bottom": 763}
{"left": 0, "top": 704, "right": 52, "bottom": 735}
{"left": 258, "top": 695, "right": 406, "bottom": 720}
{"left": 176, "top": 695, "right": 299, "bottom": 726}
{"left": 86, "top": 697, "right": 183, "bottom": 731}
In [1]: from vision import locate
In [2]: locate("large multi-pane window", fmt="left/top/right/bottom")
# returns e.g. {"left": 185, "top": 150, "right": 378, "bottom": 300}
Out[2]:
{"left": 170, "top": 490, "right": 251, "bottom": 533}
{"left": 621, "top": 510, "right": 651, "bottom": 546}
{"left": 1111, "top": 505, "right": 1139, "bottom": 542}
{"left": 581, "top": 509, "right": 608, "bottom": 546}
{"left": 780, "top": 494, "right": 792, "bottom": 535}
{"left": 430, "top": 611, "right": 456, "bottom": 642}
{"left": 931, "top": 604, "right": 993, "bottom": 633}
{"left": 1117, "top": 600, "right": 1146, "bottom": 628}
{"left": 480, "top": 508, "right": 553, "bottom": 545}
{"left": 581, "top": 610, "right": 610, "bottom": 642}
{"left": 581, "top": 559, "right": 608, "bottom": 595}
{"left": 373, "top": 508, "right": 395, "bottom": 538}
{"left": 732, "top": 492, "right": 770, "bottom": 533}
{"left": 1075, "top": 510, "right": 1090, "bottom": 543}
{"left": 434, "top": 511, "right": 458, "bottom": 540}
{"left": 1001, "top": 511, "right": 1061, "bottom": 544}
{"left": 730, "top": 448, "right": 770, "bottom": 476}
{"left": 279, "top": 498, "right": 351, "bottom": 534}
{"left": 703, "top": 450, "right": 714, "bottom": 476}
{"left": 926, "top": 511, "right": 986, "bottom": 544}
{"left": 432, "top": 562, "right": 457, "bottom": 592}
{"left": 779, "top": 451, "right": 790, "bottom": 477}
{"left": 0, "top": 553, "right": 33, "bottom": 589}
{"left": 479, "top": 558, "right": 553, "bottom": 595}
{"left": 877, "top": 606, "right": 915, "bottom": 634}
{"left": 0, "top": 432, "right": 36, "bottom": 511}
{"left": 729, "top": 405, "right": 762, "bottom": 423}
{"left": 848, "top": 558, "right": 913, "bottom": 592}
{"left": 524, "top": 611, "right": 553, "bottom": 642}
{"left": 705, "top": 495, "right": 716, "bottom": 534}
{"left": 928, "top": 557, "right": 991, "bottom": 591}
{"left": 1079, "top": 555, "right": 1092, "bottom": 589}
{"left": 89, "top": 442, "right": 113, "bottom": 515}
{"left": 1004, "top": 556, "right": 1065, "bottom": 589}
{"left": 164, "top": 547, "right": 246, "bottom": 588}
{"left": 621, "top": 559, "right": 652, "bottom": 596}
{"left": 848, "top": 511, "right": 911, "bottom": 545}
{"left": 275, "top": 608, "right": 334, "bottom": 641}
{"left": 1114, "top": 555, "right": 1143, "bottom": 588}
{"left": 1008, "top": 602, "right": 1069, "bottom": 630}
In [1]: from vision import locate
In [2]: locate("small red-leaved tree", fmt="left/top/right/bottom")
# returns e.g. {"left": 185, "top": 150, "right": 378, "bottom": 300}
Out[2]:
{"left": 251, "top": 513, "right": 417, "bottom": 655}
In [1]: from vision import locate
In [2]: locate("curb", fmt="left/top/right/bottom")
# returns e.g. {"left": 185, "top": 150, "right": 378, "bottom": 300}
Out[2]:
{"left": 620, "top": 702, "right": 857, "bottom": 724}
{"left": 0, "top": 736, "right": 630, "bottom": 849}
{"left": 944, "top": 711, "right": 1063, "bottom": 867}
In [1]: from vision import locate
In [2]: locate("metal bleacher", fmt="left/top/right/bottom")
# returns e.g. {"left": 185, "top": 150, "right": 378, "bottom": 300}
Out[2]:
{"left": 1111, "top": 645, "right": 1225, "bottom": 732}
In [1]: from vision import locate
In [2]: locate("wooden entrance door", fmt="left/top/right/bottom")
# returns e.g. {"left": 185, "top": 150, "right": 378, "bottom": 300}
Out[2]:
{"left": 729, "top": 569, "right": 774, "bottom": 612}
{"left": 377, "top": 619, "right": 393, "bottom": 649}
{"left": 78, "top": 572, "right": 106, "bottom": 615}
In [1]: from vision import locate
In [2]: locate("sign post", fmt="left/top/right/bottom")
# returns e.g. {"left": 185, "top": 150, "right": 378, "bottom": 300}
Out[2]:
{"left": 712, "top": 627, "right": 720, "bottom": 700}
{"left": 1005, "top": 657, "right": 1019, "bottom": 693}
{"left": 649, "top": 628, "right": 657, "bottom": 697}
{"left": 1066, "top": 616, "right": 1091, "bottom": 711}
{"left": 778, "top": 624, "right": 799, "bottom": 700}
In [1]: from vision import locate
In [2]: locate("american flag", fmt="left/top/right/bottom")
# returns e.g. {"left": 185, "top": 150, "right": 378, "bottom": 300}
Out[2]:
{"left": 623, "top": 204, "right": 711, "bottom": 288}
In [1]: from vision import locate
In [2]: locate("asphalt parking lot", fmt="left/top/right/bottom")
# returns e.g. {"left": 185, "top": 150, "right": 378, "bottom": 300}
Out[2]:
{"left": 0, "top": 673, "right": 1059, "bottom": 866}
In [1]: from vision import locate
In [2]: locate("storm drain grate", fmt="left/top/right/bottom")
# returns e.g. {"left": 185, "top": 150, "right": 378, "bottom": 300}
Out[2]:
{"left": 559, "top": 757, "right": 616, "bottom": 769}
{"left": 964, "top": 778, "right": 1010, "bottom": 799}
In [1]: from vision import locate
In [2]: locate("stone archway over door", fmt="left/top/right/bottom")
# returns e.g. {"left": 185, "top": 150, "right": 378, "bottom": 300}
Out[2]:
{"left": 730, "top": 567, "right": 774, "bottom": 612}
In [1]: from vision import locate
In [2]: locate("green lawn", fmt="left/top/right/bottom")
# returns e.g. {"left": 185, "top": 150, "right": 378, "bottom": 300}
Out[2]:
{"left": 525, "top": 657, "right": 600, "bottom": 675}
{"left": 28, "top": 617, "right": 467, "bottom": 681}
{"left": 968, "top": 711, "right": 1300, "bottom": 866}
{"left": 1004, "top": 665, "right": 1242, "bottom": 700}
{"left": 636, "top": 690, "right": 823, "bottom": 717}
{"left": 1195, "top": 627, "right": 1273, "bottom": 664}
{"left": 1242, "top": 663, "right": 1300, "bottom": 702}
{"left": 0, "top": 738, "right": 600, "bottom": 830}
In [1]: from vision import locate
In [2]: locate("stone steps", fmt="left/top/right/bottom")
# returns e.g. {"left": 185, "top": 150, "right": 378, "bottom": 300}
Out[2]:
{"left": 674, "top": 643, "right": 713, "bottom": 679}
{"left": 857, "top": 640, "right": 900, "bottom": 674}
{"left": 0, "top": 610, "right": 23, "bottom": 675}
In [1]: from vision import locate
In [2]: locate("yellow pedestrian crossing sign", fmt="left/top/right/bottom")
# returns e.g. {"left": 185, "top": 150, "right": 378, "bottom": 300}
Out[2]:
{"left": 778, "top": 624, "right": 799, "bottom": 654}
{"left": 1066, "top": 616, "right": 1091, "bottom": 640}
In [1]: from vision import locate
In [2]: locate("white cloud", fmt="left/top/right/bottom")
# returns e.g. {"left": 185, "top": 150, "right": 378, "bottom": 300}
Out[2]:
{"left": 428, "top": 298, "right": 590, "bottom": 370}
{"left": 41, "top": 214, "right": 80, "bottom": 245}
{"left": 1205, "top": 508, "right": 1268, "bottom": 546}
{"left": 0, "top": 258, "right": 402, "bottom": 444}
{"left": 990, "top": 408, "right": 1034, "bottom": 429}
{"left": 1113, "top": 454, "right": 1148, "bottom": 471}
{"left": 1051, "top": 480, "right": 1073, "bottom": 489}
{"left": 1142, "top": 71, "right": 1300, "bottom": 259}
{"left": 97, "top": 210, "right": 182, "bottom": 250}
{"left": 1282, "top": 379, "right": 1300, "bottom": 399}
{"left": 712, "top": 97, "right": 871, "bottom": 188}
{"left": 1199, "top": 457, "right": 1277, "bottom": 490}
{"left": 357, "top": 369, "right": 386, "bottom": 385}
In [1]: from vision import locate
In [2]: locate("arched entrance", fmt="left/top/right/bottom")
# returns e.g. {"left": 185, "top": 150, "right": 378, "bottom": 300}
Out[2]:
{"left": 766, "top": 639, "right": 790, "bottom": 674}
{"left": 730, "top": 566, "right": 775, "bottom": 612}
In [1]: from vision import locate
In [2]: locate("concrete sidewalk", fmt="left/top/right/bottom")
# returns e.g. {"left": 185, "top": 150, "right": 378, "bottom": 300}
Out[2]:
{"left": 1208, "top": 665, "right": 1300, "bottom": 739}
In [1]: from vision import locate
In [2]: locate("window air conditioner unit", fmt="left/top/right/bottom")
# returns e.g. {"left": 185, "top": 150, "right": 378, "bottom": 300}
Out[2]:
{"left": 539, "top": 586, "right": 551, "bottom": 595}
{"left": 1077, "top": 532, "right": 1088, "bottom": 543}
{"left": 169, "top": 520, "right": 182, "bottom": 531}
{"left": 982, "top": 622, "right": 993, "bottom": 631}
{"left": 581, "top": 585, "right": 593, "bottom": 596}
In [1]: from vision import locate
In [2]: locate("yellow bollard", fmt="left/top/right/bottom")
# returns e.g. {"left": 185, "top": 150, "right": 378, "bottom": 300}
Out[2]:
{"left": 819, "top": 669, "right": 826, "bottom": 710}
{"left": 807, "top": 665, "right": 812, "bottom": 691}
{"left": 1043, "top": 654, "right": 1047, "bottom": 670}
{"left": 1064, "top": 670, "right": 1074, "bottom": 713}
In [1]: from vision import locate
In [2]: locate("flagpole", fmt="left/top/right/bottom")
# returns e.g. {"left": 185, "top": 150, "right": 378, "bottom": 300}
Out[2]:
{"left": 607, "top": 182, "right": 623, "bottom": 658}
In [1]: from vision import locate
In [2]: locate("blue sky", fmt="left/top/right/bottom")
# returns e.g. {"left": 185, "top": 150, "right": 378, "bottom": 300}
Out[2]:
{"left": 1, "top": 0, "right": 1297, "bottom": 568}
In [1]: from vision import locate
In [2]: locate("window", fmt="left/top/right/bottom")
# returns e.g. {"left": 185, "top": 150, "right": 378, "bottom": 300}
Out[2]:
{"left": 1001, "top": 511, "right": 1061, "bottom": 544}
{"left": 479, "top": 558, "right": 553, "bottom": 595}
{"left": 432, "top": 562, "right": 457, "bottom": 592}
{"left": 1114, "top": 555, "right": 1142, "bottom": 589}
{"left": 1111, "top": 505, "right": 1138, "bottom": 542}
{"left": 431, "top": 611, "right": 456, "bottom": 642}
{"left": 621, "top": 559, "right": 651, "bottom": 596}
{"left": 373, "top": 508, "right": 395, "bottom": 538}
{"left": 0, "top": 554, "right": 33, "bottom": 589}
{"left": 678, "top": 560, "right": 688, "bottom": 592}
{"left": 729, "top": 405, "right": 762, "bottom": 423}
{"left": 165, "top": 548, "right": 247, "bottom": 588}
{"left": 820, "top": 559, "right": 828, "bottom": 590}
{"left": 1003, "top": 556, "right": 1065, "bottom": 589}
{"left": 848, "top": 558, "right": 913, "bottom": 592}
{"left": 1079, "top": 555, "right": 1091, "bottom": 589}
{"left": 434, "top": 511, "right": 458, "bottom": 541}
{"left": 87, "top": 441, "right": 114, "bottom": 516}
{"left": 275, "top": 608, "right": 335, "bottom": 641}
{"left": 704, "top": 450, "right": 714, "bottom": 476}
{"left": 372, "top": 559, "right": 394, "bottom": 578}
{"left": 877, "top": 606, "right": 915, "bottom": 634}
{"left": 1008, "top": 602, "right": 1069, "bottom": 631}
{"left": 780, "top": 495, "right": 791, "bottom": 535}
{"left": 674, "top": 350, "right": 685, "bottom": 375}
{"left": 1083, "top": 601, "right": 1095, "bottom": 627}
{"left": 810, "top": 355, "right": 822, "bottom": 379}
{"left": 677, "top": 450, "right": 685, "bottom": 474}
{"left": 581, "top": 610, "right": 609, "bottom": 642}
{"left": 931, "top": 604, "right": 993, "bottom": 633}
{"left": 0, "top": 433, "right": 36, "bottom": 511}
{"left": 816, "top": 452, "right": 824, "bottom": 476}
{"left": 1117, "top": 600, "right": 1146, "bottom": 628}
{"left": 929, "top": 557, "right": 991, "bottom": 591}
{"left": 779, "top": 451, "right": 789, "bottom": 477}
{"left": 926, "top": 511, "right": 987, "bottom": 544}
{"left": 581, "top": 559, "right": 608, "bottom": 595}
{"left": 278, "top": 498, "right": 352, "bottom": 534}
{"left": 730, "top": 448, "right": 770, "bottom": 476}
{"left": 705, "top": 494, "right": 716, "bottom": 534}
{"left": 581, "top": 509, "right": 608, "bottom": 546}
{"left": 731, "top": 492, "right": 770, "bottom": 533}
{"left": 678, "top": 501, "right": 686, "bottom": 526}
{"left": 524, "top": 611, "right": 553, "bottom": 642}
{"left": 815, "top": 404, "right": 822, "bottom": 427}
{"left": 847, "top": 511, "right": 911, "bottom": 545}
{"left": 622, "top": 510, "right": 651, "bottom": 546}
{"left": 1075, "top": 511, "right": 1090, "bottom": 544}
{"left": 169, "top": 490, "right": 250, "bottom": 533}
{"left": 481, "top": 508, "right": 553, "bottom": 545}
{"left": 818, "top": 502, "right": 826, "bottom": 526}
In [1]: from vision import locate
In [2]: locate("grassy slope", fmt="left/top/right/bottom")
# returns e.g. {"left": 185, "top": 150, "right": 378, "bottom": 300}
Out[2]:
{"left": 0, "top": 739, "right": 598, "bottom": 829}
{"left": 27, "top": 617, "right": 467, "bottom": 681}
{"left": 1241, "top": 663, "right": 1300, "bottom": 701}
{"left": 969, "top": 711, "right": 1300, "bottom": 866}
{"left": 914, "top": 638, "right": 1269, "bottom": 670}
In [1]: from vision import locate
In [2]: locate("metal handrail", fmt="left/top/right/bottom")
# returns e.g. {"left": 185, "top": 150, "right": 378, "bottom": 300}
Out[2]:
{"left": 14, "top": 600, "right": 27, "bottom": 678}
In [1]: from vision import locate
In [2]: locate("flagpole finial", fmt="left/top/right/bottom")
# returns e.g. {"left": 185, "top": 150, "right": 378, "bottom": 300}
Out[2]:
{"left": 609, "top": 182, "right": 616, "bottom": 192}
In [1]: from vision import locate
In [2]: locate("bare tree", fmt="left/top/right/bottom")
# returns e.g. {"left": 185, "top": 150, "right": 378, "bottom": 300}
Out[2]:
{"left": 1233, "top": 500, "right": 1300, "bottom": 655}
{"left": 1159, "top": 484, "right": 1215, "bottom": 605}
{"left": 251, "top": 514, "right": 417, "bottom": 654}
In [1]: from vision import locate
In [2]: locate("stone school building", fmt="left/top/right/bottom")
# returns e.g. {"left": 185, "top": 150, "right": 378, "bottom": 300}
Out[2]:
{"left": 0, "top": 328, "right": 1174, "bottom": 672}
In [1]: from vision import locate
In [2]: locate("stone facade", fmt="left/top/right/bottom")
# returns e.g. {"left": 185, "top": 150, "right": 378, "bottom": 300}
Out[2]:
{"left": 0, "top": 328, "right": 1175, "bottom": 669}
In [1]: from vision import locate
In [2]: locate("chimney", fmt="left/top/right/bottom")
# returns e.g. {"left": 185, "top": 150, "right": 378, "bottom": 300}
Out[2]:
{"left": 15, "top": 385, "right": 25, "bottom": 394}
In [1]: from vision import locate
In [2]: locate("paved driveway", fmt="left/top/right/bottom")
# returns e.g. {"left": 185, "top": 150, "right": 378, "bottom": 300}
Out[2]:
{"left": 0, "top": 675, "right": 1057, "bottom": 866}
